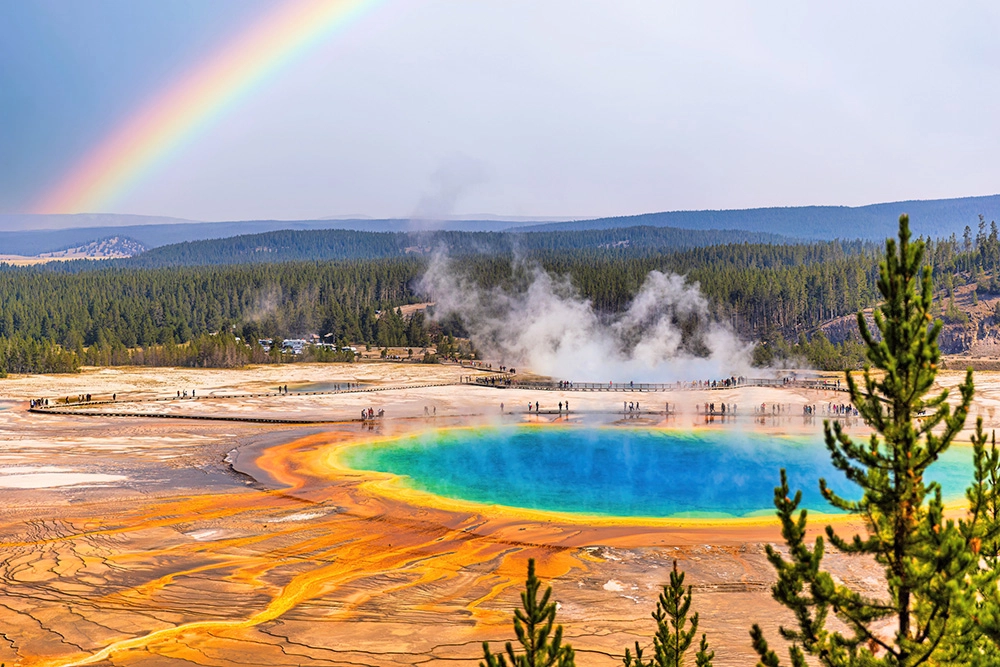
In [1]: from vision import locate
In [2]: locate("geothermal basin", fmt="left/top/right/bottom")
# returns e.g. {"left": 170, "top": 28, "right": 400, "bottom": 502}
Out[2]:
{"left": 0, "top": 364, "right": 992, "bottom": 667}
{"left": 340, "top": 425, "right": 974, "bottom": 520}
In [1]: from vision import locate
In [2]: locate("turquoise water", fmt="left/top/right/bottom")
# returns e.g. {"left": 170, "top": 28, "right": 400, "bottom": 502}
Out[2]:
{"left": 342, "top": 427, "right": 975, "bottom": 519}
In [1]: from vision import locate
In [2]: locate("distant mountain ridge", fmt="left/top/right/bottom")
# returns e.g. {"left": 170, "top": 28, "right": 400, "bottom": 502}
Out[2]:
{"left": 39, "top": 236, "right": 146, "bottom": 259}
{"left": 518, "top": 194, "right": 1000, "bottom": 240}
{"left": 1, "top": 194, "right": 997, "bottom": 255}
{"left": 0, "top": 213, "right": 195, "bottom": 232}
{"left": 0, "top": 217, "right": 543, "bottom": 256}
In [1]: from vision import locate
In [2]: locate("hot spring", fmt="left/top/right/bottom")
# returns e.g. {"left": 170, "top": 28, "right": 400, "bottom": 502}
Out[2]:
{"left": 341, "top": 426, "right": 973, "bottom": 519}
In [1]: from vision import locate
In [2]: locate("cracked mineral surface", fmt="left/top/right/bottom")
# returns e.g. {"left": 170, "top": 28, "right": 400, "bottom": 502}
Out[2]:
{"left": 0, "top": 363, "right": 990, "bottom": 666}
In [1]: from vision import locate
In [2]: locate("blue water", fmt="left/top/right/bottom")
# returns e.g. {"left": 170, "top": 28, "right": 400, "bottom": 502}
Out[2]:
{"left": 341, "top": 427, "right": 974, "bottom": 519}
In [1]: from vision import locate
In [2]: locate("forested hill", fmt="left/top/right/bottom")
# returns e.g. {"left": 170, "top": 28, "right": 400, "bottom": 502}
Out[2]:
{"left": 7, "top": 227, "right": 1000, "bottom": 373}
{"left": 519, "top": 194, "right": 1000, "bottom": 241}
{"left": 0, "top": 238, "right": 879, "bottom": 371}
{"left": 123, "top": 226, "right": 794, "bottom": 267}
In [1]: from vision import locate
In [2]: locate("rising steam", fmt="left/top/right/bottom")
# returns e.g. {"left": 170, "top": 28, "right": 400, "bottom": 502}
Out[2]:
{"left": 419, "top": 255, "right": 751, "bottom": 382}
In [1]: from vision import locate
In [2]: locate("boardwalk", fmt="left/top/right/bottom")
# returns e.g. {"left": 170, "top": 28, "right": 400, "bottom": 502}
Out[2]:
{"left": 465, "top": 376, "right": 848, "bottom": 393}
{"left": 26, "top": 374, "right": 851, "bottom": 425}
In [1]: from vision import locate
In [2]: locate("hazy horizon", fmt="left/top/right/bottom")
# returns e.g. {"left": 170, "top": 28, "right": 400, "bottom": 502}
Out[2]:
{"left": 4, "top": 2, "right": 1000, "bottom": 222}
{"left": 0, "top": 191, "right": 998, "bottom": 232}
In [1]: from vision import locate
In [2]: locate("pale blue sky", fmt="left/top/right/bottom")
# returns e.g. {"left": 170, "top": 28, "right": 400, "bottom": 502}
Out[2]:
{"left": 3, "top": 1, "right": 1000, "bottom": 221}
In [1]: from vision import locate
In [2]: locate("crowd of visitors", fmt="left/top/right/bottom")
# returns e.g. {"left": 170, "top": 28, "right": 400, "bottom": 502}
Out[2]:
{"left": 361, "top": 407, "right": 384, "bottom": 420}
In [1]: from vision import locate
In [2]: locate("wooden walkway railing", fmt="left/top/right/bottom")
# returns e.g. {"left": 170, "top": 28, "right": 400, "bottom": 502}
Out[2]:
{"left": 25, "top": 374, "right": 849, "bottom": 425}
{"left": 463, "top": 376, "right": 848, "bottom": 393}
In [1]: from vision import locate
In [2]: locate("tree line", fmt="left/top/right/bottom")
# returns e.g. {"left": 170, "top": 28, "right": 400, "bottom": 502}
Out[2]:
{"left": 2, "top": 218, "right": 1000, "bottom": 373}
{"left": 121, "top": 225, "right": 794, "bottom": 268}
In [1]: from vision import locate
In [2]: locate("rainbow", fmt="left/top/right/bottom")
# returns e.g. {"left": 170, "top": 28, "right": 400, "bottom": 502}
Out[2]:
{"left": 35, "top": 0, "right": 381, "bottom": 214}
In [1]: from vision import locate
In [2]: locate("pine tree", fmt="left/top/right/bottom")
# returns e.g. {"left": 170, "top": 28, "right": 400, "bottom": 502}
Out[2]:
{"left": 751, "top": 215, "right": 993, "bottom": 666}
{"left": 481, "top": 559, "right": 576, "bottom": 667}
{"left": 935, "top": 426, "right": 1000, "bottom": 666}
{"left": 623, "top": 561, "right": 714, "bottom": 667}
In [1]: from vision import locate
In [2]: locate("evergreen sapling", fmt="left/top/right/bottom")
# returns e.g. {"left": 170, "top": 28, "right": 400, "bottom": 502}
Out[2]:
{"left": 623, "top": 561, "right": 714, "bottom": 667}
{"left": 751, "top": 215, "right": 998, "bottom": 666}
{"left": 481, "top": 558, "right": 576, "bottom": 667}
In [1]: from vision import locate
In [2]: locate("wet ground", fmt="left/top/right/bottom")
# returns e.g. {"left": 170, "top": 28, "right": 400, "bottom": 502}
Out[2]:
{"left": 0, "top": 363, "right": 988, "bottom": 666}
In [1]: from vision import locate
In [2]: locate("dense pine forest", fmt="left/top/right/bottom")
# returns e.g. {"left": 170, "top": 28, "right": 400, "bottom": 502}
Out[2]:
{"left": 0, "top": 219, "right": 997, "bottom": 374}
{"left": 122, "top": 225, "right": 794, "bottom": 267}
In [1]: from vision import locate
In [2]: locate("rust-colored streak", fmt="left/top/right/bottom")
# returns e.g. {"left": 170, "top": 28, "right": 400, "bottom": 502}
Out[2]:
{"left": 0, "top": 427, "right": 794, "bottom": 667}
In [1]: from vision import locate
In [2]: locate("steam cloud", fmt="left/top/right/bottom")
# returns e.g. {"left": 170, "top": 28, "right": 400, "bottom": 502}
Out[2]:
{"left": 419, "top": 256, "right": 752, "bottom": 382}
{"left": 410, "top": 154, "right": 488, "bottom": 230}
